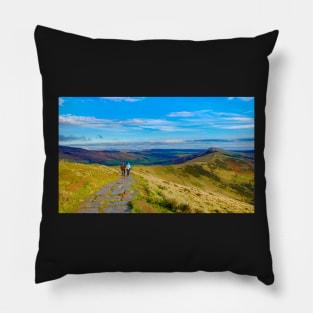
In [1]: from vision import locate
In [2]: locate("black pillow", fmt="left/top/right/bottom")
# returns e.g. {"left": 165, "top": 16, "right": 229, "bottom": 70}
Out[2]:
{"left": 35, "top": 25, "right": 278, "bottom": 284}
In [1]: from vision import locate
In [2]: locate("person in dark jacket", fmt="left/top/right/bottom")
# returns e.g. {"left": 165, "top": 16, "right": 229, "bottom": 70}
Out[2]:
{"left": 121, "top": 162, "right": 126, "bottom": 176}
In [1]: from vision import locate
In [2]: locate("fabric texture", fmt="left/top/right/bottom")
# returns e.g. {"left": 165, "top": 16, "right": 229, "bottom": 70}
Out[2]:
{"left": 34, "top": 25, "right": 278, "bottom": 284}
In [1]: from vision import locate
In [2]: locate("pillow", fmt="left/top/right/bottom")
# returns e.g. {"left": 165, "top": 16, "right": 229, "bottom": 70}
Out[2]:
{"left": 34, "top": 25, "right": 278, "bottom": 285}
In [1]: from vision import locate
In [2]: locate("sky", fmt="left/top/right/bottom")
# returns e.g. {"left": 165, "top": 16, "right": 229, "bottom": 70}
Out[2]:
{"left": 59, "top": 97, "right": 254, "bottom": 150}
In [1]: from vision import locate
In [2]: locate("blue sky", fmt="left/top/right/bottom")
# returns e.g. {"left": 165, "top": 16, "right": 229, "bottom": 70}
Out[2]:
{"left": 59, "top": 97, "right": 254, "bottom": 150}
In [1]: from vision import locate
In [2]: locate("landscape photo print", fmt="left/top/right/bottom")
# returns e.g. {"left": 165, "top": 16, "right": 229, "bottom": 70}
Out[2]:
{"left": 59, "top": 97, "right": 255, "bottom": 214}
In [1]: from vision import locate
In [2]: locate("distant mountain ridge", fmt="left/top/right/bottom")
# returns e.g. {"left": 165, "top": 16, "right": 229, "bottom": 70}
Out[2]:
{"left": 59, "top": 145, "right": 254, "bottom": 166}
{"left": 169, "top": 147, "right": 254, "bottom": 164}
{"left": 59, "top": 146, "right": 148, "bottom": 165}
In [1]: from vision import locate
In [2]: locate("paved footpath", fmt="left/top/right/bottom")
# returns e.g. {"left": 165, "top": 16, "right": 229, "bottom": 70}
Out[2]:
{"left": 77, "top": 175, "right": 138, "bottom": 213}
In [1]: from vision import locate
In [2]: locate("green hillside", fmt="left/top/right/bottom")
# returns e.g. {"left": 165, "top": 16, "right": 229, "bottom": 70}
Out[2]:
{"left": 131, "top": 150, "right": 254, "bottom": 213}
{"left": 58, "top": 149, "right": 254, "bottom": 214}
{"left": 59, "top": 161, "right": 119, "bottom": 213}
{"left": 185, "top": 150, "right": 254, "bottom": 202}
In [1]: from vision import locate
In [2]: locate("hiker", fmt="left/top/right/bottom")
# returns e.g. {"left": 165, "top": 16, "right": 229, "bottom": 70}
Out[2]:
{"left": 121, "top": 162, "right": 126, "bottom": 176}
{"left": 126, "top": 162, "right": 131, "bottom": 176}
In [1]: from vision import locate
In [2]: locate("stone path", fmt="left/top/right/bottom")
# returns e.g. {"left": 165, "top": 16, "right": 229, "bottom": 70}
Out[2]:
{"left": 77, "top": 174, "right": 138, "bottom": 213}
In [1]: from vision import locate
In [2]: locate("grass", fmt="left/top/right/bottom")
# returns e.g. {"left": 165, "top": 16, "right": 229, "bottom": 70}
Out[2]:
{"left": 131, "top": 151, "right": 255, "bottom": 213}
{"left": 58, "top": 160, "right": 119, "bottom": 213}
{"left": 183, "top": 155, "right": 254, "bottom": 203}
{"left": 128, "top": 174, "right": 157, "bottom": 213}
{"left": 182, "top": 164, "right": 221, "bottom": 181}
{"left": 59, "top": 149, "right": 255, "bottom": 214}
{"left": 129, "top": 173, "right": 192, "bottom": 213}
{"left": 135, "top": 161, "right": 253, "bottom": 203}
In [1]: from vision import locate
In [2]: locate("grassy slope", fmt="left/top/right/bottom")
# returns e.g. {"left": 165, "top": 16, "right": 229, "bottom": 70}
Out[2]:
{"left": 184, "top": 152, "right": 254, "bottom": 202}
{"left": 130, "top": 152, "right": 254, "bottom": 213}
{"left": 58, "top": 161, "right": 119, "bottom": 213}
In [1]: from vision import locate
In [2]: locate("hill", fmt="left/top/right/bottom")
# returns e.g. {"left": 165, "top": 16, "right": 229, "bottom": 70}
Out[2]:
{"left": 59, "top": 145, "right": 204, "bottom": 166}
{"left": 58, "top": 160, "right": 119, "bottom": 213}
{"left": 130, "top": 148, "right": 254, "bottom": 213}
{"left": 170, "top": 147, "right": 254, "bottom": 164}
{"left": 59, "top": 146, "right": 147, "bottom": 165}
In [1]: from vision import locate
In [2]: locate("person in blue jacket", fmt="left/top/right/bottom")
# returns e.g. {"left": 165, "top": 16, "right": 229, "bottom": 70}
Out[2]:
{"left": 126, "top": 162, "right": 131, "bottom": 176}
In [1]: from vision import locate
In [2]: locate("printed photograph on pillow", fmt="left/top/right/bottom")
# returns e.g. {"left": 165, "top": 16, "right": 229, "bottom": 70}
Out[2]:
{"left": 59, "top": 96, "right": 255, "bottom": 214}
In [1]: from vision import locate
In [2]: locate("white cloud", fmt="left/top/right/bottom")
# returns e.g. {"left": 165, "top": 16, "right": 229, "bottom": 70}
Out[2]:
{"left": 167, "top": 109, "right": 211, "bottom": 118}
{"left": 123, "top": 118, "right": 176, "bottom": 126}
{"left": 140, "top": 125, "right": 179, "bottom": 132}
{"left": 59, "top": 114, "right": 114, "bottom": 128}
{"left": 99, "top": 97, "right": 145, "bottom": 102}
{"left": 228, "top": 97, "right": 254, "bottom": 102}
{"left": 66, "top": 137, "right": 254, "bottom": 151}
{"left": 219, "top": 124, "right": 254, "bottom": 129}
{"left": 161, "top": 139, "right": 185, "bottom": 143}
{"left": 59, "top": 115, "right": 182, "bottom": 132}
{"left": 223, "top": 117, "right": 254, "bottom": 122}
{"left": 59, "top": 98, "right": 64, "bottom": 106}
{"left": 214, "top": 112, "right": 242, "bottom": 117}
{"left": 167, "top": 111, "right": 195, "bottom": 117}
{"left": 123, "top": 118, "right": 181, "bottom": 132}
{"left": 238, "top": 97, "right": 254, "bottom": 101}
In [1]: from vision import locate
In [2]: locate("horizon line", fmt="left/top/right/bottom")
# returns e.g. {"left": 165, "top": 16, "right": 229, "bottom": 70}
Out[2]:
{"left": 59, "top": 145, "right": 255, "bottom": 152}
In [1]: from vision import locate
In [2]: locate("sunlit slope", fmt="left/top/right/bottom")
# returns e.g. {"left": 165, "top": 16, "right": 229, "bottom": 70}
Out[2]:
{"left": 58, "top": 161, "right": 119, "bottom": 213}
{"left": 131, "top": 150, "right": 254, "bottom": 213}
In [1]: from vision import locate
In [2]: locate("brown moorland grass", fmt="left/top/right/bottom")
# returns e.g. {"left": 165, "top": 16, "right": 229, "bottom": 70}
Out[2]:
{"left": 131, "top": 168, "right": 253, "bottom": 213}
{"left": 131, "top": 152, "right": 254, "bottom": 213}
